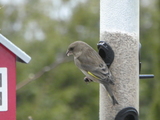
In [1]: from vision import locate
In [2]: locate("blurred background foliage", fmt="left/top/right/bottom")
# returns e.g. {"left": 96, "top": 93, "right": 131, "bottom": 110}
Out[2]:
{"left": 0, "top": 0, "right": 159, "bottom": 120}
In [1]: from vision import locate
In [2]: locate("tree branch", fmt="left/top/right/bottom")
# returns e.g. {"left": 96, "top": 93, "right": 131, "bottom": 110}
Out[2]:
{"left": 16, "top": 56, "right": 72, "bottom": 90}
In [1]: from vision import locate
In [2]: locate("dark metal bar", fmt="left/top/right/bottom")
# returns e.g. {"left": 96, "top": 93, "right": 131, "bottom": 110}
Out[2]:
{"left": 139, "top": 74, "right": 154, "bottom": 79}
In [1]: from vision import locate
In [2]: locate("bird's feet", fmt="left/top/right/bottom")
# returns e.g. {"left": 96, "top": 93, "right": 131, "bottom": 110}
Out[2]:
{"left": 84, "top": 77, "right": 93, "bottom": 83}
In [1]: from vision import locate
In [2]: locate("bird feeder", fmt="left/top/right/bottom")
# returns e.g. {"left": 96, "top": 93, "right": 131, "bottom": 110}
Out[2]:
{"left": 0, "top": 34, "right": 31, "bottom": 120}
{"left": 99, "top": 0, "right": 139, "bottom": 120}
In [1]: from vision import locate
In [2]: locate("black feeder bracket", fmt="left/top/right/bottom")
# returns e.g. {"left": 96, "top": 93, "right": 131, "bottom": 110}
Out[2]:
{"left": 97, "top": 41, "right": 114, "bottom": 68}
{"left": 115, "top": 107, "right": 138, "bottom": 120}
{"left": 139, "top": 43, "right": 154, "bottom": 79}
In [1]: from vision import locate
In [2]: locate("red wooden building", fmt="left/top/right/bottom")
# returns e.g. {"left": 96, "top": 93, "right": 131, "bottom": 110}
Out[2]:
{"left": 0, "top": 34, "right": 31, "bottom": 120}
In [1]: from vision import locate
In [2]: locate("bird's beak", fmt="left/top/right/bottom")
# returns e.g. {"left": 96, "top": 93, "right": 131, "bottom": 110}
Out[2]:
{"left": 66, "top": 50, "right": 72, "bottom": 56}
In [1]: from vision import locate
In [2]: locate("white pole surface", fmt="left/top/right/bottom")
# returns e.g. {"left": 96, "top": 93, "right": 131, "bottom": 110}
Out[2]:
{"left": 99, "top": 0, "right": 139, "bottom": 120}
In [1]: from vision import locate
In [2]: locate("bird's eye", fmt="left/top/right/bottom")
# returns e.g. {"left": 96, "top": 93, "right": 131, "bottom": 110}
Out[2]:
{"left": 70, "top": 47, "right": 74, "bottom": 51}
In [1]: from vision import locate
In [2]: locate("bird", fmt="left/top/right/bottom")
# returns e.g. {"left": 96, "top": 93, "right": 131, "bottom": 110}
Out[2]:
{"left": 66, "top": 41, "right": 118, "bottom": 105}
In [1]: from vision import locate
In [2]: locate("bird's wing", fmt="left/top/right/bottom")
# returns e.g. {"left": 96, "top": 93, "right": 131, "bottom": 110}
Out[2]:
{"left": 81, "top": 62, "right": 109, "bottom": 80}
{"left": 75, "top": 48, "right": 110, "bottom": 80}
{"left": 79, "top": 62, "right": 114, "bottom": 85}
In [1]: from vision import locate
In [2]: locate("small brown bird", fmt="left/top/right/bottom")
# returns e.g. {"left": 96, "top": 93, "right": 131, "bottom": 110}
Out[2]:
{"left": 66, "top": 41, "right": 118, "bottom": 105}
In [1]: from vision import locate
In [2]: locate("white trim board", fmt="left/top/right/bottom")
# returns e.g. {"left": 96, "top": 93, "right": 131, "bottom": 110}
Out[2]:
{"left": 0, "top": 34, "right": 31, "bottom": 64}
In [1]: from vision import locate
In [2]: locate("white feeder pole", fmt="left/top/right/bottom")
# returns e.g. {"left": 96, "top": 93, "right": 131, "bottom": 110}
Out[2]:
{"left": 99, "top": 0, "right": 139, "bottom": 120}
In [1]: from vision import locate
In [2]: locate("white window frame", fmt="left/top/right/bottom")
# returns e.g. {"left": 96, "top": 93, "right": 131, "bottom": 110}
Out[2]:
{"left": 0, "top": 68, "right": 8, "bottom": 111}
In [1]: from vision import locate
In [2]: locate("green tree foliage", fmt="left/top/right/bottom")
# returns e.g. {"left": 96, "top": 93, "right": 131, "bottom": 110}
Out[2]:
{"left": 0, "top": 0, "right": 99, "bottom": 120}
{"left": 0, "top": 0, "right": 159, "bottom": 120}
{"left": 140, "top": 0, "right": 160, "bottom": 120}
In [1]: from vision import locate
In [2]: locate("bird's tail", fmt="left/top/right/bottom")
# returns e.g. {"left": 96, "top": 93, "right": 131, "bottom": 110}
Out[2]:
{"left": 101, "top": 82, "right": 118, "bottom": 105}
{"left": 111, "top": 96, "right": 118, "bottom": 105}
